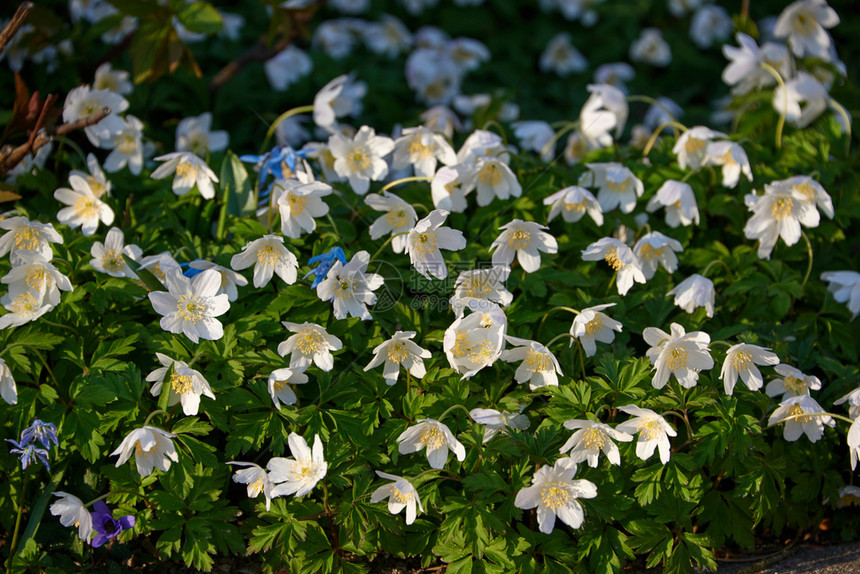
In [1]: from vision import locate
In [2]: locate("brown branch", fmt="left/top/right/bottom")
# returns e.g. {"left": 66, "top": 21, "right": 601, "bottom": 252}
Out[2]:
{"left": 0, "top": 106, "right": 111, "bottom": 176}
{"left": 208, "top": 36, "right": 292, "bottom": 92}
{"left": 0, "top": 2, "right": 33, "bottom": 56}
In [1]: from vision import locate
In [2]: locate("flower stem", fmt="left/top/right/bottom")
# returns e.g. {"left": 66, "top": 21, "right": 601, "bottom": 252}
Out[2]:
{"left": 766, "top": 411, "right": 852, "bottom": 429}
{"left": 800, "top": 230, "right": 814, "bottom": 292}
{"left": 828, "top": 98, "right": 852, "bottom": 156}
{"left": 6, "top": 472, "right": 29, "bottom": 574}
{"left": 545, "top": 332, "right": 576, "bottom": 348}
{"left": 626, "top": 95, "right": 680, "bottom": 138}
{"left": 437, "top": 403, "right": 472, "bottom": 422}
{"left": 701, "top": 259, "right": 732, "bottom": 280}
{"left": 576, "top": 339, "right": 587, "bottom": 381}
{"left": 261, "top": 104, "right": 314, "bottom": 153}
{"left": 368, "top": 232, "right": 408, "bottom": 263}
{"left": 142, "top": 409, "right": 167, "bottom": 427}
{"left": 540, "top": 121, "right": 578, "bottom": 159}
{"left": 38, "top": 318, "right": 81, "bottom": 338}
{"left": 537, "top": 306, "right": 580, "bottom": 338}
{"left": 642, "top": 121, "right": 688, "bottom": 157}
{"left": 759, "top": 62, "right": 787, "bottom": 150}
{"left": 381, "top": 176, "right": 433, "bottom": 192}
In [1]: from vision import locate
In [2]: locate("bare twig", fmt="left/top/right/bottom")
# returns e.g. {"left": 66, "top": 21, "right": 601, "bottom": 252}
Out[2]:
{"left": 0, "top": 2, "right": 33, "bottom": 56}
{"left": 209, "top": 36, "right": 292, "bottom": 91}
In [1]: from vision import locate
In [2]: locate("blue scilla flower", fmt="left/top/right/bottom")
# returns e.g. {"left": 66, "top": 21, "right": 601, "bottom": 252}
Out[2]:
{"left": 20, "top": 419, "right": 58, "bottom": 450}
{"left": 90, "top": 500, "right": 135, "bottom": 548}
{"left": 304, "top": 247, "right": 347, "bottom": 288}
{"left": 7, "top": 439, "right": 51, "bottom": 470}
{"left": 239, "top": 145, "right": 312, "bottom": 191}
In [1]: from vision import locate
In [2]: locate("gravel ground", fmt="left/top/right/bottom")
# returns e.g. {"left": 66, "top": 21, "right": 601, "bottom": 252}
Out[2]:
{"left": 717, "top": 542, "right": 860, "bottom": 574}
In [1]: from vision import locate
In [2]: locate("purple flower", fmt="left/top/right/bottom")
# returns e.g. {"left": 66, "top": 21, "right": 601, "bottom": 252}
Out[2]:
{"left": 6, "top": 440, "right": 50, "bottom": 470}
{"left": 90, "top": 501, "right": 135, "bottom": 548}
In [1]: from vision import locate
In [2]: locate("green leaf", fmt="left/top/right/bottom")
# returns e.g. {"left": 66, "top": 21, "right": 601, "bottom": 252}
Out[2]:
{"left": 222, "top": 152, "right": 255, "bottom": 217}
{"left": 176, "top": 1, "right": 223, "bottom": 34}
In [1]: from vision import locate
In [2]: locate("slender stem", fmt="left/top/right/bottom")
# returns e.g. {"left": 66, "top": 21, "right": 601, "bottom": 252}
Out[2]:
{"left": 801, "top": 231, "right": 813, "bottom": 291}
{"left": 708, "top": 340, "right": 733, "bottom": 349}
{"left": 142, "top": 409, "right": 167, "bottom": 427}
{"left": 576, "top": 339, "right": 587, "bottom": 381}
{"left": 261, "top": 104, "right": 314, "bottom": 153}
{"left": 9, "top": 344, "right": 61, "bottom": 388}
{"left": 545, "top": 332, "right": 576, "bottom": 348}
{"left": 216, "top": 182, "right": 230, "bottom": 241}
{"left": 437, "top": 403, "right": 472, "bottom": 422}
{"left": 83, "top": 489, "right": 145, "bottom": 508}
{"left": 480, "top": 120, "right": 508, "bottom": 146}
{"left": 759, "top": 62, "right": 787, "bottom": 150}
{"left": 540, "top": 121, "right": 578, "bottom": 159}
{"left": 701, "top": 259, "right": 732, "bottom": 280}
{"left": 662, "top": 410, "right": 694, "bottom": 438}
{"left": 381, "top": 176, "right": 432, "bottom": 192}
{"left": 38, "top": 318, "right": 81, "bottom": 337}
{"left": 828, "top": 98, "right": 852, "bottom": 156}
{"left": 6, "top": 472, "right": 29, "bottom": 574}
{"left": 642, "top": 121, "right": 688, "bottom": 157}
{"left": 605, "top": 270, "right": 617, "bottom": 296}
{"left": 186, "top": 351, "right": 206, "bottom": 368}
{"left": 766, "top": 411, "right": 853, "bottom": 429}
{"left": 537, "top": 306, "right": 580, "bottom": 338}
{"left": 626, "top": 95, "right": 680, "bottom": 138}
{"left": 680, "top": 168, "right": 700, "bottom": 183}
{"left": 368, "top": 232, "right": 408, "bottom": 263}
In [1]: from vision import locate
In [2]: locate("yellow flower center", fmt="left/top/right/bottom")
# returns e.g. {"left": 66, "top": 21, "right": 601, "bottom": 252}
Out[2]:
{"left": 606, "top": 177, "right": 630, "bottom": 192}
{"left": 584, "top": 315, "right": 602, "bottom": 335}
{"left": 684, "top": 137, "right": 706, "bottom": 155}
{"left": 117, "top": 133, "right": 137, "bottom": 154}
{"left": 391, "top": 486, "right": 414, "bottom": 504}
{"left": 792, "top": 11, "right": 816, "bottom": 34}
{"left": 788, "top": 403, "right": 813, "bottom": 423}
{"left": 581, "top": 427, "right": 606, "bottom": 450}
{"left": 387, "top": 341, "right": 409, "bottom": 364}
{"left": 730, "top": 350, "right": 752, "bottom": 370}
{"left": 87, "top": 176, "right": 106, "bottom": 198}
{"left": 175, "top": 161, "right": 198, "bottom": 179}
{"left": 272, "top": 378, "right": 289, "bottom": 392}
{"left": 14, "top": 226, "right": 40, "bottom": 250}
{"left": 637, "top": 418, "right": 663, "bottom": 441}
{"left": 637, "top": 243, "right": 662, "bottom": 261}
{"left": 508, "top": 229, "right": 531, "bottom": 250}
{"left": 74, "top": 196, "right": 98, "bottom": 220}
{"left": 462, "top": 277, "right": 491, "bottom": 298}
{"left": 524, "top": 348, "right": 552, "bottom": 372}
{"left": 295, "top": 329, "right": 325, "bottom": 355}
{"left": 249, "top": 476, "right": 265, "bottom": 497}
{"left": 413, "top": 231, "right": 438, "bottom": 256}
{"left": 771, "top": 197, "right": 793, "bottom": 220}
{"left": 25, "top": 266, "right": 47, "bottom": 289}
{"left": 783, "top": 375, "right": 807, "bottom": 395}
{"left": 604, "top": 246, "right": 623, "bottom": 271}
{"left": 256, "top": 245, "right": 280, "bottom": 266}
{"left": 565, "top": 201, "right": 586, "bottom": 212}
{"left": 288, "top": 193, "right": 307, "bottom": 216}
{"left": 386, "top": 209, "right": 410, "bottom": 229}
{"left": 540, "top": 481, "right": 572, "bottom": 510}
{"left": 170, "top": 371, "right": 194, "bottom": 394}
{"left": 102, "top": 249, "right": 125, "bottom": 273}
{"left": 347, "top": 145, "right": 371, "bottom": 171}
{"left": 408, "top": 139, "right": 433, "bottom": 159}
{"left": 666, "top": 345, "right": 688, "bottom": 370}
{"left": 176, "top": 294, "right": 206, "bottom": 323}
{"left": 793, "top": 182, "right": 816, "bottom": 202}
{"left": 478, "top": 162, "right": 503, "bottom": 186}
{"left": 11, "top": 291, "right": 40, "bottom": 314}
{"left": 418, "top": 424, "right": 446, "bottom": 449}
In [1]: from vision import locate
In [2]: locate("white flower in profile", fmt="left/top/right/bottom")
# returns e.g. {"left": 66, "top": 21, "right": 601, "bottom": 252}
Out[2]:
{"left": 364, "top": 331, "right": 431, "bottom": 386}
{"left": 467, "top": 156, "right": 522, "bottom": 206}
{"left": 316, "top": 250, "right": 383, "bottom": 320}
{"left": 89, "top": 227, "right": 142, "bottom": 278}
{"left": 456, "top": 129, "right": 508, "bottom": 165}
{"left": 774, "top": 176, "right": 834, "bottom": 219}
{"left": 62, "top": 85, "right": 128, "bottom": 146}
{"left": 0, "top": 217, "right": 62, "bottom": 263}
{"left": 720, "top": 343, "right": 780, "bottom": 395}
{"left": 768, "top": 394, "right": 834, "bottom": 443}
{"left": 578, "top": 98, "right": 616, "bottom": 150}
{"left": 70, "top": 153, "right": 111, "bottom": 199}
{"left": 512, "top": 121, "right": 556, "bottom": 162}
{"left": 570, "top": 303, "right": 622, "bottom": 357}
{"left": 151, "top": 152, "right": 219, "bottom": 200}
{"left": 313, "top": 74, "right": 367, "bottom": 130}
{"left": 633, "top": 232, "right": 683, "bottom": 279}
{"left": 450, "top": 266, "right": 513, "bottom": 315}
{"left": 594, "top": 62, "right": 635, "bottom": 91}
{"left": 176, "top": 112, "right": 228, "bottom": 156}
{"left": 55, "top": 173, "right": 115, "bottom": 236}
{"left": 616, "top": 405, "right": 677, "bottom": 464}
{"left": 581, "top": 237, "right": 646, "bottom": 296}
{"left": 230, "top": 235, "right": 299, "bottom": 288}
{"left": 560, "top": 419, "right": 633, "bottom": 467}
{"left": 103, "top": 115, "right": 144, "bottom": 175}
{"left": 227, "top": 462, "right": 276, "bottom": 510}
{"left": 773, "top": 72, "right": 829, "bottom": 128}
{"left": 50, "top": 492, "right": 93, "bottom": 541}
{"left": 93, "top": 62, "right": 132, "bottom": 95}
{"left": 430, "top": 166, "right": 470, "bottom": 213}
{"left": 111, "top": 426, "right": 179, "bottom": 476}
{"left": 743, "top": 184, "right": 820, "bottom": 259}
{"left": 849, "top": 418, "right": 860, "bottom": 470}
{"left": 821, "top": 271, "right": 860, "bottom": 319}
{"left": 540, "top": 33, "right": 588, "bottom": 77}
{"left": 672, "top": 126, "right": 727, "bottom": 171}
{"left": 406, "top": 209, "right": 466, "bottom": 280}
{"left": 278, "top": 322, "right": 342, "bottom": 372}
{"left": 363, "top": 15, "right": 413, "bottom": 58}
{"left": 371, "top": 471, "right": 423, "bottom": 524}
{"left": 264, "top": 45, "right": 312, "bottom": 91}
{"left": 490, "top": 219, "right": 557, "bottom": 273}
{"left": 268, "top": 367, "right": 309, "bottom": 409}
{"left": 421, "top": 105, "right": 460, "bottom": 139}
{"left": 274, "top": 178, "right": 332, "bottom": 238}
{"left": 0, "top": 284, "right": 53, "bottom": 330}
{"left": 391, "top": 126, "right": 457, "bottom": 177}
{"left": 703, "top": 141, "right": 753, "bottom": 188}
{"left": 0, "top": 359, "right": 16, "bottom": 404}
{"left": 1, "top": 250, "right": 72, "bottom": 307}
{"left": 643, "top": 323, "right": 714, "bottom": 389}
{"left": 365, "top": 191, "right": 417, "bottom": 253}
{"left": 397, "top": 418, "right": 466, "bottom": 469}
{"left": 773, "top": 0, "right": 839, "bottom": 60}
{"left": 722, "top": 34, "right": 792, "bottom": 95}
{"left": 469, "top": 407, "right": 529, "bottom": 442}
{"left": 629, "top": 28, "right": 671, "bottom": 67}
{"left": 187, "top": 260, "right": 247, "bottom": 302}
{"left": 582, "top": 84, "right": 628, "bottom": 139}
{"left": 148, "top": 269, "right": 230, "bottom": 343}
{"left": 667, "top": 274, "right": 715, "bottom": 317}
{"left": 501, "top": 336, "right": 562, "bottom": 390}
{"left": 444, "top": 299, "right": 507, "bottom": 378}
{"left": 544, "top": 186, "right": 603, "bottom": 225}
{"left": 268, "top": 433, "right": 327, "bottom": 498}
{"left": 646, "top": 180, "right": 700, "bottom": 228}
{"left": 329, "top": 126, "right": 394, "bottom": 195}
{"left": 765, "top": 364, "right": 821, "bottom": 400}
{"left": 514, "top": 457, "right": 597, "bottom": 534}
{"left": 137, "top": 252, "right": 182, "bottom": 287}
{"left": 146, "top": 353, "right": 215, "bottom": 416}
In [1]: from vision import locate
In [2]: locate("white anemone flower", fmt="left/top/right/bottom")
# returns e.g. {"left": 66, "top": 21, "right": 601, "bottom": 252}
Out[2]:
{"left": 849, "top": 419, "right": 860, "bottom": 470}
{"left": 391, "top": 126, "right": 457, "bottom": 177}
{"left": 514, "top": 457, "right": 597, "bottom": 534}
{"left": 0, "top": 285, "right": 53, "bottom": 330}
{"left": 103, "top": 115, "right": 144, "bottom": 175}
{"left": 397, "top": 419, "right": 466, "bottom": 469}
{"left": 54, "top": 175, "right": 114, "bottom": 236}
{"left": 137, "top": 251, "right": 182, "bottom": 287}
{"left": 672, "top": 126, "right": 727, "bottom": 170}
{"left": 264, "top": 45, "right": 312, "bottom": 91}
{"left": 512, "top": 121, "right": 556, "bottom": 162}
{"left": 93, "top": 62, "right": 133, "bottom": 95}
{"left": 50, "top": 492, "right": 93, "bottom": 542}
{"left": 773, "top": 72, "right": 829, "bottom": 128}
{"left": 227, "top": 462, "right": 276, "bottom": 510}
{"left": 1, "top": 250, "right": 72, "bottom": 307}
{"left": 89, "top": 227, "right": 142, "bottom": 278}
{"left": 722, "top": 33, "right": 792, "bottom": 95}
{"left": 406, "top": 209, "right": 466, "bottom": 280}
{"left": 0, "top": 359, "right": 16, "bottom": 404}
{"left": 490, "top": 219, "right": 557, "bottom": 273}
{"left": 560, "top": 419, "right": 633, "bottom": 467}
{"left": 456, "top": 129, "right": 508, "bottom": 165}
{"left": 646, "top": 180, "right": 700, "bottom": 228}
{"left": 147, "top": 353, "right": 215, "bottom": 416}
{"left": 570, "top": 303, "right": 622, "bottom": 357}
{"left": 365, "top": 192, "right": 418, "bottom": 253}
{"left": 629, "top": 28, "right": 671, "bottom": 67}
{"left": 501, "top": 336, "right": 562, "bottom": 390}
{"left": 582, "top": 84, "right": 628, "bottom": 139}
{"left": 743, "top": 184, "right": 820, "bottom": 259}
{"left": 268, "top": 367, "right": 309, "bottom": 408}
{"left": 430, "top": 166, "right": 471, "bottom": 213}
{"left": 774, "top": 176, "right": 834, "bottom": 219}
{"left": 539, "top": 33, "right": 588, "bottom": 77}
{"left": 364, "top": 331, "right": 431, "bottom": 386}
{"left": 151, "top": 152, "right": 219, "bottom": 200}
{"left": 188, "top": 260, "right": 247, "bottom": 302}
{"left": 268, "top": 433, "right": 327, "bottom": 498}
{"left": 371, "top": 472, "right": 423, "bottom": 525}
{"left": 768, "top": 395, "right": 834, "bottom": 443}
{"left": 0, "top": 217, "right": 63, "bottom": 263}
{"left": 667, "top": 274, "right": 715, "bottom": 317}
{"left": 821, "top": 271, "right": 860, "bottom": 319}
{"left": 313, "top": 74, "right": 367, "bottom": 130}
{"left": 703, "top": 141, "right": 753, "bottom": 188}
{"left": 720, "top": 343, "right": 780, "bottom": 395}
{"left": 111, "top": 426, "right": 179, "bottom": 476}
{"left": 275, "top": 178, "right": 332, "bottom": 238}
{"left": 450, "top": 266, "right": 513, "bottom": 316}
{"left": 147, "top": 269, "right": 230, "bottom": 343}
{"left": 469, "top": 407, "right": 529, "bottom": 442}
{"left": 62, "top": 85, "right": 128, "bottom": 146}
{"left": 587, "top": 163, "right": 643, "bottom": 214}
{"left": 316, "top": 250, "right": 383, "bottom": 320}
{"left": 773, "top": 0, "right": 839, "bottom": 60}
{"left": 329, "top": 126, "right": 394, "bottom": 195}
{"left": 468, "top": 157, "right": 522, "bottom": 206}
{"left": 616, "top": 405, "right": 677, "bottom": 464}
{"left": 175, "top": 112, "right": 228, "bottom": 155}
{"left": 543, "top": 186, "right": 603, "bottom": 225}
{"left": 278, "top": 322, "right": 342, "bottom": 371}
{"left": 581, "top": 237, "right": 646, "bottom": 296}
{"left": 443, "top": 299, "right": 507, "bottom": 378}
{"left": 765, "top": 364, "right": 821, "bottom": 400}
{"left": 643, "top": 323, "right": 714, "bottom": 389}
{"left": 633, "top": 231, "right": 684, "bottom": 279}
{"left": 230, "top": 235, "right": 299, "bottom": 288}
